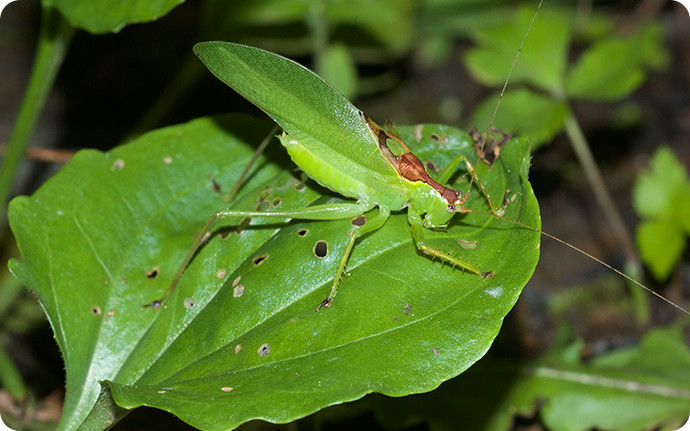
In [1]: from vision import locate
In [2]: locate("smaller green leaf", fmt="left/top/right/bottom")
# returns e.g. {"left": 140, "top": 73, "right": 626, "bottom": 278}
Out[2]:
{"left": 464, "top": 6, "right": 573, "bottom": 94}
{"left": 469, "top": 88, "right": 568, "bottom": 148}
{"left": 633, "top": 146, "right": 690, "bottom": 221}
{"left": 565, "top": 23, "right": 668, "bottom": 101}
{"left": 45, "top": 0, "right": 184, "bottom": 34}
{"left": 319, "top": 43, "right": 358, "bottom": 99}
{"left": 636, "top": 221, "right": 685, "bottom": 282}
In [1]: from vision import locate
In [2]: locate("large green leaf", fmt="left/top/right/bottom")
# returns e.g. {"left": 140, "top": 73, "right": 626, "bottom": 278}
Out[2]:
{"left": 10, "top": 113, "right": 539, "bottom": 428}
{"left": 8, "top": 114, "right": 299, "bottom": 430}
{"left": 44, "top": 0, "right": 184, "bottom": 34}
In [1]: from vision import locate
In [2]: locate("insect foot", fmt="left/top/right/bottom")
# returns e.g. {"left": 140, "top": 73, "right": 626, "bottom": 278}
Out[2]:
{"left": 316, "top": 297, "right": 332, "bottom": 312}
{"left": 481, "top": 271, "right": 495, "bottom": 279}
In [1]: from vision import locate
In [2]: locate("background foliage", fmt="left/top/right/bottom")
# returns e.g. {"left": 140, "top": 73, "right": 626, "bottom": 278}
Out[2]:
{"left": 1, "top": 0, "right": 689, "bottom": 430}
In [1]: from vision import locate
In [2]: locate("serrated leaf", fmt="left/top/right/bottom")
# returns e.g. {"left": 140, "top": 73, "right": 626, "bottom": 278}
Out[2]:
{"left": 566, "top": 23, "right": 668, "bottom": 101}
{"left": 469, "top": 88, "right": 568, "bottom": 149}
{"left": 44, "top": 0, "right": 184, "bottom": 34}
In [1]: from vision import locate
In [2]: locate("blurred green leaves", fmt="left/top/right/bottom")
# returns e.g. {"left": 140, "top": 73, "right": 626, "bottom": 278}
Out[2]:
{"left": 465, "top": 5, "right": 669, "bottom": 147}
{"left": 633, "top": 147, "right": 690, "bottom": 281}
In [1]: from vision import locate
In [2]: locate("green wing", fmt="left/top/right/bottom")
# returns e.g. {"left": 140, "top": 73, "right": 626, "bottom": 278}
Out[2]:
{"left": 193, "top": 42, "right": 398, "bottom": 183}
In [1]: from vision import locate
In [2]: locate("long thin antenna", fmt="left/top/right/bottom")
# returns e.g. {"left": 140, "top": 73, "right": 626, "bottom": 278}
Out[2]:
{"left": 473, "top": 209, "right": 690, "bottom": 317}
{"left": 487, "top": 0, "right": 544, "bottom": 134}
{"left": 467, "top": 0, "right": 544, "bottom": 196}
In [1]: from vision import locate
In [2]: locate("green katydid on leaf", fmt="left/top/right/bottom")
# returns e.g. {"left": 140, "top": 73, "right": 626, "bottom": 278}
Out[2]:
{"left": 9, "top": 42, "right": 540, "bottom": 430}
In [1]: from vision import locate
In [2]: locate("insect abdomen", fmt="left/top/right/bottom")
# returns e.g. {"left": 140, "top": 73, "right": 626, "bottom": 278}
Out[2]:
{"left": 280, "top": 134, "right": 409, "bottom": 210}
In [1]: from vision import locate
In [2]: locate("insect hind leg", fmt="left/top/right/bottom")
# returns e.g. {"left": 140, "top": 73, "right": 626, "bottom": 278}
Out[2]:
{"left": 408, "top": 212, "right": 494, "bottom": 279}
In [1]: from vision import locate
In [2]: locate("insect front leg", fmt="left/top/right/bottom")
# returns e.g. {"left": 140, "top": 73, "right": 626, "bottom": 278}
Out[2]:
{"left": 407, "top": 210, "right": 494, "bottom": 279}
{"left": 318, "top": 206, "right": 391, "bottom": 311}
{"left": 437, "top": 153, "right": 507, "bottom": 217}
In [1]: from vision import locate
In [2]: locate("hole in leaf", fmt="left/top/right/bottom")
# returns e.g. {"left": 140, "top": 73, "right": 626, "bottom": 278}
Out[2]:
{"left": 272, "top": 197, "right": 282, "bottom": 207}
{"left": 146, "top": 267, "right": 160, "bottom": 279}
{"left": 294, "top": 182, "right": 306, "bottom": 192}
{"left": 351, "top": 216, "right": 366, "bottom": 227}
{"left": 257, "top": 343, "right": 271, "bottom": 357}
{"left": 255, "top": 201, "right": 271, "bottom": 211}
{"left": 297, "top": 228, "right": 309, "bottom": 237}
{"left": 430, "top": 133, "right": 447, "bottom": 145}
{"left": 184, "top": 298, "right": 196, "bottom": 309}
{"left": 91, "top": 305, "right": 102, "bottom": 316}
{"left": 253, "top": 254, "right": 268, "bottom": 266}
{"left": 313, "top": 240, "right": 328, "bottom": 258}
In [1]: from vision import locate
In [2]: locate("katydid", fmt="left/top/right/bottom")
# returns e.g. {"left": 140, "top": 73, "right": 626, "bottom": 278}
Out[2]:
{"left": 155, "top": 21, "right": 690, "bottom": 317}
{"left": 155, "top": 41, "right": 508, "bottom": 311}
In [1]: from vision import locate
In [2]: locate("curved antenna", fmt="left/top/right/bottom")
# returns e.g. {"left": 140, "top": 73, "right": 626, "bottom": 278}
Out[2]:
{"left": 466, "top": 0, "right": 544, "bottom": 197}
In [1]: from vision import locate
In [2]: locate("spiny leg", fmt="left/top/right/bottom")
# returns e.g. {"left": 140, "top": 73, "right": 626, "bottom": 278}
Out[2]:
{"left": 317, "top": 206, "right": 391, "bottom": 311}
{"left": 408, "top": 212, "right": 494, "bottom": 279}
{"left": 436, "top": 152, "right": 507, "bottom": 217}
{"left": 149, "top": 201, "right": 375, "bottom": 309}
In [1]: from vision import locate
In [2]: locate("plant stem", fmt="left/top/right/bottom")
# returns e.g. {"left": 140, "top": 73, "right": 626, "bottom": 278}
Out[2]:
{"left": 308, "top": 0, "right": 328, "bottom": 77}
{"left": 0, "top": 7, "right": 75, "bottom": 223}
{"left": 0, "top": 343, "right": 26, "bottom": 401}
{"left": 563, "top": 109, "right": 649, "bottom": 323}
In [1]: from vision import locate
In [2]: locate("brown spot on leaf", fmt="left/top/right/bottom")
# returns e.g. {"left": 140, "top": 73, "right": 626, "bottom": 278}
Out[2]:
{"left": 111, "top": 159, "right": 125, "bottom": 170}
{"left": 257, "top": 343, "right": 271, "bottom": 357}
{"left": 91, "top": 305, "right": 102, "bottom": 316}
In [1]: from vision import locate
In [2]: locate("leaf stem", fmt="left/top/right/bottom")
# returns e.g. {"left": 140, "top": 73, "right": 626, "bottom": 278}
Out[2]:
{"left": 563, "top": 109, "right": 649, "bottom": 323}
{"left": 0, "top": 7, "right": 75, "bottom": 223}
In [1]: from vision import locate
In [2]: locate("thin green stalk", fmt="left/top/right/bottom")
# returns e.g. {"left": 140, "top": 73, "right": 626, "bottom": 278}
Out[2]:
{"left": 563, "top": 109, "right": 649, "bottom": 323}
{"left": 0, "top": 7, "right": 75, "bottom": 223}
{"left": 0, "top": 343, "right": 26, "bottom": 401}
{"left": 308, "top": 0, "right": 328, "bottom": 77}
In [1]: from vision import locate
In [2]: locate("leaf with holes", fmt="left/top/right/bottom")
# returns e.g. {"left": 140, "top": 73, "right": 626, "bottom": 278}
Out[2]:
{"left": 8, "top": 114, "right": 323, "bottom": 430}
{"left": 105, "top": 124, "right": 538, "bottom": 429}
{"left": 9, "top": 51, "right": 540, "bottom": 430}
